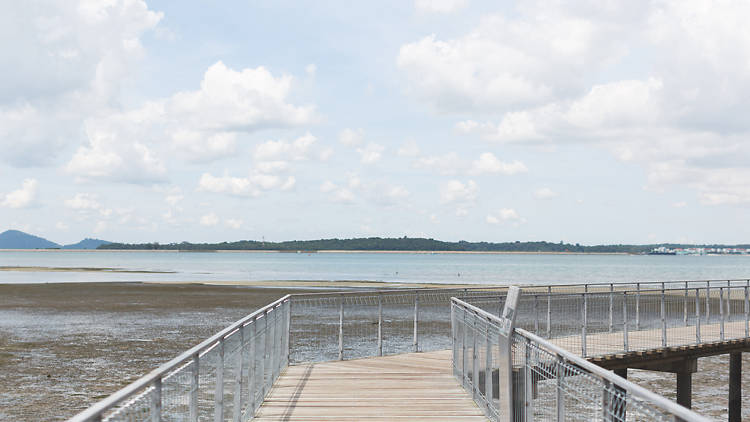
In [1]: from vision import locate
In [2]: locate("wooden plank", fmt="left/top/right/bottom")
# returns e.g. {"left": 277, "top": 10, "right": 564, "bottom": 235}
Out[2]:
{"left": 253, "top": 350, "right": 487, "bottom": 422}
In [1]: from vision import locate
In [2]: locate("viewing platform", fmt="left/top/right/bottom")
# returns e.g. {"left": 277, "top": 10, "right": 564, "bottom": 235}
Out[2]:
{"left": 67, "top": 279, "right": 750, "bottom": 422}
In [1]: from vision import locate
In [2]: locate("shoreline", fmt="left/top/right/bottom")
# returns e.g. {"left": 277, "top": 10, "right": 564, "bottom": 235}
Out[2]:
{"left": 0, "top": 248, "right": 633, "bottom": 255}
{"left": 0, "top": 279, "right": 495, "bottom": 290}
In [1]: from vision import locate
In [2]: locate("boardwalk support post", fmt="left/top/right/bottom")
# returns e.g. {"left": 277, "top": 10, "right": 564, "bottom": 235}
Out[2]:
{"left": 730, "top": 352, "right": 742, "bottom": 422}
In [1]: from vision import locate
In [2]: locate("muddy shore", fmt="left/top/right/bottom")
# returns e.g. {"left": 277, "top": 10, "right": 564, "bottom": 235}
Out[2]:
{"left": 0, "top": 282, "right": 316, "bottom": 421}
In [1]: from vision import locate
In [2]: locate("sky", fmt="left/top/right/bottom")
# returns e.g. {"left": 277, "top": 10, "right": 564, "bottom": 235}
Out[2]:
{"left": 2, "top": 0, "right": 750, "bottom": 245}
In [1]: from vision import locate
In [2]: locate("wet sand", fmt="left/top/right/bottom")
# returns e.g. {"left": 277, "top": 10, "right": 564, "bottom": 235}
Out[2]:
{"left": 0, "top": 282, "right": 316, "bottom": 422}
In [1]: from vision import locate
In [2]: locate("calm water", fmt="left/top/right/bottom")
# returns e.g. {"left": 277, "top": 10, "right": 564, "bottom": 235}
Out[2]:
{"left": 2, "top": 250, "right": 750, "bottom": 285}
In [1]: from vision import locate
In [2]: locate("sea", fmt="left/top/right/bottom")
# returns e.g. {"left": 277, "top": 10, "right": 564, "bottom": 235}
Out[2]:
{"left": 2, "top": 250, "right": 750, "bottom": 285}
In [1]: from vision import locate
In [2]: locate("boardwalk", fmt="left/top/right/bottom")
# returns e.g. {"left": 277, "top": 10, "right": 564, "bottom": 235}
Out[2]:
{"left": 254, "top": 350, "right": 487, "bottom": 421}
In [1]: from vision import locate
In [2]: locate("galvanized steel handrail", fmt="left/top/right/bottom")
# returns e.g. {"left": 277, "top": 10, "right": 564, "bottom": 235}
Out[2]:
{"left": 513, "top": 283, "right": 750, "bottom": 359}
{"left": 451, "top": 296, "right": 712, "bottom": 422}
{"left": 67, "top": 295, "right": 291, "bottom": 422}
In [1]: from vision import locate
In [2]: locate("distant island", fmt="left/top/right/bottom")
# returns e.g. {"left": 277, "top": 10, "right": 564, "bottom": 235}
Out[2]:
{"left": 3, "top": 229, "right": 749, "bottom": 254}
{"left": 97, "top": 237, "right": 750, "bottom": 255}
{"left": 0, "top": 230, "right": 111, "bottom": 250}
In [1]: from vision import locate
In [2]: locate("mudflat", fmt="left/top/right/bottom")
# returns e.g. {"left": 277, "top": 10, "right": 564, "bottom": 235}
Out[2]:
{"left": 0, "top": 282, "right": 313, "bottom": 422}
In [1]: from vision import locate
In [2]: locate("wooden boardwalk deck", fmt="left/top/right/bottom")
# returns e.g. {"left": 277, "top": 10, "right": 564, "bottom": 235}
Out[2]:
{"left": 253, "top": 350, "right": 487, "bottom": 421}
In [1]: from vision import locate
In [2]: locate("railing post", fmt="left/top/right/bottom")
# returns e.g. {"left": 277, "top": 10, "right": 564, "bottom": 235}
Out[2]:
{"left": 609, "top": 283, "right": 614, "bottom": 333}
{"left": 727, "top": 281, "right": 732, "bottom": 321}
{"left": 451, "top": 303, "right": 457, "bottom": 376}
{"left": 720, "top": 287, "right": 725, "bottom": 341}
{"left": 636, "top": 283, "right": 640, "bottom": 330}
{"left": 233, "top": 326, "right": 244, "bottom": 422}
{"left": 472, "top": 311, "right": 479, "bottom": 401}
{"left": 214, "top": 339, "right": 224, "bottom": 422}
{"left": 462, "top": 305, "right": 468, "bottom": 387}
{"left": 190, "top": 352, "right": 199, "bottom": 422}
{"left": 745, "top": 285, "right": 749, "bottom": 338}
{"left": 378, "top": 293, "right": 383, "bottom": 357}
{"left": 623, "top": 293, "right": 628, "bottom": 352}
{"left": 249, "top": 319, "right": 257, "bottom": 415}
{"left": 661, "top": 285, "right": 667, "bottom": 347}
{"left": 706, "top": 281, "right": 711, "bottom": 323}
{"left": 263, "top": 310, "right": 270, "bottom": 397}
{"left": 582, "top": 293, "right": 587, "bottom": 357}
{"left": 270, "top": 308, "right": 278, "bottom": 382}
{"left": 523, "top": 337, "right": 533, "bottom": 420}
{"left": 695, "top": 289, "right": 701, "bottom": 343}
{"left": 151, "top": 377, "right": 162, "bottom": 422}
{"left": 556, "top": 354, "right": 564, "bottom": 421}
{"left": 338, "top": 294, "right": 344, "bottom": 361}
{"left": 684, "top": 281, "right": 688, "bottom": 326}
{"left": 485, "top": 318, "right": 493, "bottom": 415}
{"left": 534, "top": 294, "right": 539, "bottom": 333}
{"left": 602, "top": 380, "right": 611, "bottom": 422}
{"left": 414, "top": 291, "right": 419, "bottom": 353}
{"left": 547, "top": 286, "right": 552, "bottom": 339}
{"left": 285, "top": 299, "right": 291, "bottom": 366}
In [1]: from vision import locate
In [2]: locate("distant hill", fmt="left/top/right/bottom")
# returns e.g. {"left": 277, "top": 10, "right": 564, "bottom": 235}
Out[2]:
{"left": 0, "top": 230, "right": 60, "bottom": 249}
{"left": 62, "top": 238, "right": 112, "bottom": 250}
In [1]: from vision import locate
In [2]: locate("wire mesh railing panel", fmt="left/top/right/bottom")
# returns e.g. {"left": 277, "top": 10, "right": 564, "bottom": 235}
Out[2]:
{"left": 451, "top": 296, "right": 711, "bottom": 422}
{"left": 452, "top": 301, "right": 507, "bottom": 421}
{"left": 71, "top": 297, "right": 291, "bottom": 422}
{"left": 513, "top": 333, "right": 678, "bottom": 422}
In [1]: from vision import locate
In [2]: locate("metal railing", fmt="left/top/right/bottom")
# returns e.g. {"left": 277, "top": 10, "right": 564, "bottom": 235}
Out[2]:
{"left": 507, "top": 282, "right": 750, "bottom": 358}
{"left": 67, "top": 279, "right": 750, "bottom": 421}
{"left": 451, "top": 296, "right": 712, "bottom": 422}
{"left": 288, "top": 279, "right": 750, "bottom": 363}
{"left": 68, "top": 296, "right": 291, "bottom": 422}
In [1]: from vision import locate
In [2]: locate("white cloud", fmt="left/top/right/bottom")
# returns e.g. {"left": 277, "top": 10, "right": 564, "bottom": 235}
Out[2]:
{"left": 320, "top": 181, "right": 337, "bottom": 193}
{"left": 198, "top": 173, "right": 255, "bottom": 196}
{"left": 319, "top": 180, "right": 356, "bottom": 203}
{"left": 397, "top": 140, "right": 420, "bottom": 157}
{"left": 65, "top": 193, "right": 114, "bottom": 217}
{"left": 486, "top": 208, "right": 524, "bottom": 225}
{"left": 66, "top": 113, "right": 167, "bottom": 183}
{"left": 415, "top": 0, "right": 468, "bottom": 14}
{"left": 339, "top": 128, "right": 365, "bottom": 146}
{"left": 386, "top": 186, "right": 410, "bottom": 199}
{"left": 225, "top": 218, "right": 243, "bottom": 229}
{"left": 197, "top": 172, "right": 296, "bottom": 197}
{"left": 1, "top": 179, "right": 38, "bottom": 208}
{"left": 254, "top": 133, "right": 317, "bottom": 162}
{"left": 413, "top": 152, "right": 462, "bottom": 175}
{"left": 171, "top": 130, "right": 237, "bottom": 162}
{"left": 404, "top": 1, "right": 750, "bottom": 205}
{"left": 397, "top": 8, "right": 626, "bottom": 112}
{"left": 0, "top": 0, "right": 162, "bottom": 166}
{"left": 165, "top": 194, "right": 184, "bottom": 206}
{"left": 440, "top": 180, "right": 478, "bottom": 204}
{"left": 65, "top": 193, "right": 100, "bottom": 210}
{"left": 55, "top": 221, "right": 69, "bottom": 231}
{"left": 305, "top": 63, "right": 317, "bottom": 76}
{"left": 672, "top": 201, "right": 687, "bottom": 208}
{"left": 357, "top": 143, "right": 385, "bottom": 164}
{"left": 200, "top": 213, "right": 219, "bottom": 227}
{"left": 168, "top": 61, "right": 316, "bottom": 132}
{"left": 63, "top": 61, "right": 318, "bottom": 182}
{"left": 534, "top": 187, "right": 558, "bottom": 200}
{"left": 469, "top": 153, "right": 528, "bottom": 175}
